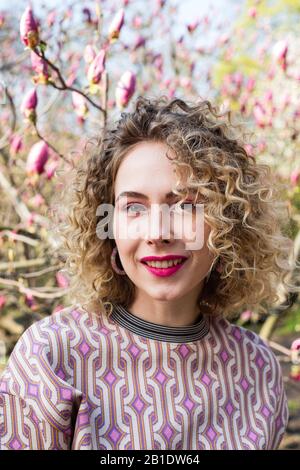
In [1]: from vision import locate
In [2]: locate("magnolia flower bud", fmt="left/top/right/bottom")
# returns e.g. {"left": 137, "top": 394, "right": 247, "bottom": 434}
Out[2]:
{"left": 87, "top": 49, "right": 106, "bottom": 84}
{"left": 133, "top": 34, "right": 146, "bottom": 50}
{"left": 72, "top": 91, "right": 88, "bottom": 119}
{"left": 290, "top": 169, "right": 300, "bottom": 187}
{"left": 56, "top": 271, "right": 70, "bottom": 288}
{"left": 115, "top": 71, "right": 136, "bottom": 109}
{"left": 0, "top": 295, "right": 7, "bottom": 309}
{"left": 20, "top": 5, "right": 39, "bottom": 49}
{"left": 45, "top": 159, "right": 59, "bottom": 180}
{"left": 9, "top": 134, "right": 23, "bottom": 155}
{"left": 272, "top": 39, "right": 288, "bottom": 71}
{"left": 253, "top": 103, "right": 271, "bottom": 128}
{"left": 108, "top": 8, "right": 124, "bottom": 41}
{"left": 20, "top": 88, "right": 38, "bottom": 121}
{"left": 29, "top": 193, "right": 45, "bottom": 207}
{"left": 0, "top": 13, "right": 5, "bottom": 27}
{"left": 31, "top": 51, "right": 50, "bottom": 84}
{"left": 187, "top": 20, "right": 199, "bottom": 33}
{"left": 84, "top": 44, "right": 97, "bottom": 64}
{"left": 26, "top": 140, "right": 49, "bottom": 175}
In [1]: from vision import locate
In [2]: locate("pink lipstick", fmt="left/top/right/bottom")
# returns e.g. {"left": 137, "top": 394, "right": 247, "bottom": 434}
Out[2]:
{"left": 140, "top": 255, "right": 188, "bottom": 278}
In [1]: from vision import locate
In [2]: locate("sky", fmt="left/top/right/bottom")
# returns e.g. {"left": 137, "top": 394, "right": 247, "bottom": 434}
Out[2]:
{"left": 0, "top": 0, "right": 243, "bottom": 23}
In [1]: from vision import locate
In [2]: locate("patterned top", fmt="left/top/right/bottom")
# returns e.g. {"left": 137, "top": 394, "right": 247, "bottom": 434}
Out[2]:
{"left": 0, "top": 303, "right": 289, "bottom": 450}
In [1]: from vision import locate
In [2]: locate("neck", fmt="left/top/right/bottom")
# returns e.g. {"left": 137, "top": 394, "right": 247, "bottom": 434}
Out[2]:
{"left": 127, "top": 287, "right": 205, "bottom": 328}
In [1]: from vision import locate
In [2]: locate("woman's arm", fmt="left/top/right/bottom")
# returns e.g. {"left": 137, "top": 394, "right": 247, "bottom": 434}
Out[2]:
{"left": 0, "top": 392, "right": 72, "bottom": 450}
{"left": 0, "top": 319, "right": 82, "bottom": 450}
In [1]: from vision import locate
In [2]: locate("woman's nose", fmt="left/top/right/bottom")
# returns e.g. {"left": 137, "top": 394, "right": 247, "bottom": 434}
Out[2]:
{"left": 143, "top": 204, "right": 173, "bottom": 243}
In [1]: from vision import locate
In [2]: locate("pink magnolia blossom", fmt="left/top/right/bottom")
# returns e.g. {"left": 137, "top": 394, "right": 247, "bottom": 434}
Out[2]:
{"left": 47, "top": 10, "right": 56, "bottom": 27}
{"left": 179, "top": 76, "right": 192, "bottom": 89}
{"left": 253, "top": 103, "right": 271, "bottom": 128}
{"left": 218, "top": 33, "right": 230, "bottom": 46}
{"left": 233, "top": 71, "right": 243, "bottom": 87}
{"left": 20, "top": 5, "right": 39, "bottom": 49}
{"left": 264, "top": 90, "right": 273, "bottom": 102}
{"left": 20, "top": 88, "right": 38, "bottom": 120}
{"left": 115, "top": 71, "right": 136, "bottom": 109}
{"left": 272, "top": 39, "right": 288, "bottom": 71}
{"left": 108, "top": 8, "right": 125, "bottom": 41}
{"left": 246, "top": 77, "right": 256, "bottom": 92}
{"left": 240, "top": 310, "right": 253, "bottom": 322}
{"left": 290, "top": 169, "right": 300, "bottom": 187}
{"left": 29, "top": 193, "right": 45, "bottom": 207}
{"left": 187, "top": 20, "right": 199, "bottom": 33}
{"left": 0, "top": 295, "right": 6, "bottom": 309}
{"left": 45, "top": 159, "right": 60, "bottom": 180}
{"left": 56, "top": 271, "right": 70, "bottom": 288}
{"left": 257, "top": 139, "right": 267, "bottom": 153}
{"left": 248, "top": 7, "right": 257, "bottom": 18}
{"left": 167, "top": 88, "right": 176, "bottom": 98}
{"left": 31, "top": 51, "right": 50, "bottom": 84}
{"left": 26, "top": 140, "right": 49, "bottom": 175}
{"left": 0, "top": 13, "right": 5, "bottom": 27}
{"left": 9, "top": 134, "right": 23, "bottom": 155}
{"left": 24, "top": 292, "right": 38, "bottom": 309}
{"left": 133, "top": 34, "right": 146, "bottom": 50}
{"left": 87, "top": 49, "right": 106, "bottom": 84}
{"left": 290, "top": 365, "right": 300, "bottom": 382}
{"left": 290, "top": 338, "right": 300, "bottom": 381}
{"left": 132, "top": 15, "right": 142, "bottom": 28}
{"left": 84, "top": 44, "right": 97, "bottom": 64}
{"left": 291, "top": 339, "right": 300, "bottom": 351}
{"left": 72, "top": 91, "right": 88, "bottom": 119}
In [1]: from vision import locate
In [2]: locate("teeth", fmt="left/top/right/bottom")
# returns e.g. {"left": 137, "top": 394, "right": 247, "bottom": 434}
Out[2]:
{"left": 145, "top": 259, "right": 184, "bottom": 268}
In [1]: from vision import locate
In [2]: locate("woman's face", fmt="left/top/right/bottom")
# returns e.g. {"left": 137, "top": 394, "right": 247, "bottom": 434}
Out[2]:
{"left": 113, "top": 141, "right": 215, "bottom": 304}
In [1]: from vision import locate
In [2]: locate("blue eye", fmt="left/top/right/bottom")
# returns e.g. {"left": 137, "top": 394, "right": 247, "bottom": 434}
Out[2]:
{"left": 125, "top": 203, "right": 146, "bottom": 214}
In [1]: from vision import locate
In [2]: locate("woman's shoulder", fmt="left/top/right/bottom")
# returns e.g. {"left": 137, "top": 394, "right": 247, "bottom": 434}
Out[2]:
{"left": 210, "top": 314, "right": 283, "bottom": 372}
{"left": 19, "top": 303, "right": 100, "bottom": 343}
{"left": 0, "top": 304, "right": 102, "bottom": 386}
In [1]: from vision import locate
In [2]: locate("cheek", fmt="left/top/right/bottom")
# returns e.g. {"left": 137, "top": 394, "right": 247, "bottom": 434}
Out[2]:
{"left": 115, "top": 240, "right": 138, "bottom": 267}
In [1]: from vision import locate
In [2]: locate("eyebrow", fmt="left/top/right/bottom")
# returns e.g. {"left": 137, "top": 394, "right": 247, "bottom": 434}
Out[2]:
{"left": 115, "top": 190, "right": 186, "bottom": 203}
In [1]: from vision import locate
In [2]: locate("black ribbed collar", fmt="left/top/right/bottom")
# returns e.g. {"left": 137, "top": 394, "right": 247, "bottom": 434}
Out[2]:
{"left": 110, "top": 303, "right": 210, "bottom": 343}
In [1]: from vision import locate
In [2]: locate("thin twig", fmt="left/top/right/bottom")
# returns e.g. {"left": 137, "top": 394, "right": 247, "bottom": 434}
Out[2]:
{"left": 0, "top": 277, "right": 69, "bottom": 299}
{"left": 33, "top": 122, "right": 75, "bottom": 168}
{"left": 0, "top": 258, "right": 46, "bottom": 271}
{"left": 22, "top": 264, "right": 63, "bottom": 278}
{"left": 0, "top": 229, "right": 39, "bottom": 247}
{"left": 33, "top": 48, "right": 105, "bottom": 113}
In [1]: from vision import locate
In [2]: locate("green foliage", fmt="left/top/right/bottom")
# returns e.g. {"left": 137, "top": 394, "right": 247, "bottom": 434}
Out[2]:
{"left": 276, "top": 305, "right": 300, "bottom": 335}
{"left": 212, "top": 56, "right": 262, "bottom": 88}
{"left": 290, "top": 186, "right": 300, "bottom": 212}
{"left": 288, "top": 399, "right": 300, "bottom": 413}
{"left": 277, "top": 0, "right": 300, "bottom": 14}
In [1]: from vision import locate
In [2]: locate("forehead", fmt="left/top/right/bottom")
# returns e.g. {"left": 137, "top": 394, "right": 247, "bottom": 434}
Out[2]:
{"left": 115, "top": 141, "right": 177, "bottom": 188}
{"left": 113, "top": 141, "right": 201, "bottom": 203}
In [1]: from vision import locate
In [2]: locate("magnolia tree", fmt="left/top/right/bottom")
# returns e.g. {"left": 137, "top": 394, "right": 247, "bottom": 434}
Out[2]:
{"left": 0, "top": 0, "right": 299, "bottom": 382}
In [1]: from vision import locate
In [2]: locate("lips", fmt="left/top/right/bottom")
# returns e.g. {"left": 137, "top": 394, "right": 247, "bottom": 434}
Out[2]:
{"left": 141, "top": 257, "right": 188, "bottom": 278}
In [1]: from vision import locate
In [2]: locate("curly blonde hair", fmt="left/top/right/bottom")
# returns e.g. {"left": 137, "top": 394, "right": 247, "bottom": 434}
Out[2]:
{"left": 51, "top": 94, "right": 300, "bottom": 320}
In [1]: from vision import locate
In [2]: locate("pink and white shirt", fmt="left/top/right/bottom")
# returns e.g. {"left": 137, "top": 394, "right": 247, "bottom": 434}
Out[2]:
{"left": 0, "top": 303, "right": 289, "bottom": 449}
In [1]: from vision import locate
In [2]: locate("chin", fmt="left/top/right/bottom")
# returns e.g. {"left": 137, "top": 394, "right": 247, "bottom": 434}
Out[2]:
{"left": 145, "top": 289, "right": 182, "bottom": 302}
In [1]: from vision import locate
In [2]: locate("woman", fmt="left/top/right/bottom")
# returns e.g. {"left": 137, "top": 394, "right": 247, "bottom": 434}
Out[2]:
{"left": 0, "top": 96, "right": 297, "bottom": 450}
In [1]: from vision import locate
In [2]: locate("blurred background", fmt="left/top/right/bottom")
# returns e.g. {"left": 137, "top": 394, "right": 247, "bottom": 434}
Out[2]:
{"left": 0, "top": 0, "right": 299, "bottom": 449}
